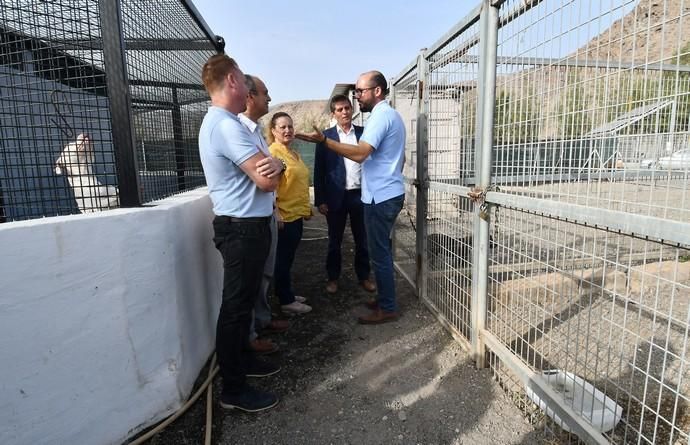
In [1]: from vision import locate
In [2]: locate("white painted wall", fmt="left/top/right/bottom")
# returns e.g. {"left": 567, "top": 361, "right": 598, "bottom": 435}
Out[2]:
{"left": 0, "top": 188, "right": 222, "bottom": 445}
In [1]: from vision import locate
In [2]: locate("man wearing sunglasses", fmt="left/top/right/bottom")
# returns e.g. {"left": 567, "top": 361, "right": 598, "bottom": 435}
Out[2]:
{"left": 297, "top": 71, "right": 405, "bottom": 325}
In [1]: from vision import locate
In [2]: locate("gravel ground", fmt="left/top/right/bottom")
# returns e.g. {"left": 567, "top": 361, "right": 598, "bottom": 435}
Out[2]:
{"left": 135, "top": 213, "right": 543, "bottom": 445}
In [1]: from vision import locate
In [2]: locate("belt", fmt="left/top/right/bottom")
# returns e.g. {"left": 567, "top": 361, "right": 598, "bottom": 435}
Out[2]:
{"left": 216, "top": 215, "right": 271, "bottom": 224}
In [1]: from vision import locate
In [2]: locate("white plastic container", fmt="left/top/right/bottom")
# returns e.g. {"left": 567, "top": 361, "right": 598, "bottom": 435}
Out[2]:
{"left": 526, "top": 370, "right": 623, "bottom": 433}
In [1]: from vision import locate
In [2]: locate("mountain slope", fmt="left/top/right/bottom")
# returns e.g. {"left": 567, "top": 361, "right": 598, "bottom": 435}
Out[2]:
{"left": 259, "top": 99, "right": 330, "bottom": 134}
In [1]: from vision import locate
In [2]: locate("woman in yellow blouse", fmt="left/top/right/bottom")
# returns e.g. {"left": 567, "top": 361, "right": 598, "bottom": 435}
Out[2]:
{"left": 268, "top": 112, "right": 313, "bottom": 315}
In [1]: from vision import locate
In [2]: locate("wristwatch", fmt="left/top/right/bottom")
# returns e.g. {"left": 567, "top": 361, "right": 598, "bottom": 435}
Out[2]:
{"left": 277, "top": 158, "right": 287, "bottom": 172}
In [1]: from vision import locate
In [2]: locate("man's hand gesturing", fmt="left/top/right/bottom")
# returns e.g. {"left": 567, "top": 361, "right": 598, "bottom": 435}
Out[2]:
{"left": 295, "top": 125, "right": 326, "bottom": 144}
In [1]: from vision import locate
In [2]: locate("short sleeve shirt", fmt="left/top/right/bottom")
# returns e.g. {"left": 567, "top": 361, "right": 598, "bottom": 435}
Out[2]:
{"left": 238, "top": 113, "right": 270, "bottom": 155}
{"left": 198, "top": 106, "right": 273, "bottom": 217}
{"left": 359, "top": 101, "right": 406, "bottom": 204}
{"left": 239, "top": 113, "right": 275, "bottom": 200}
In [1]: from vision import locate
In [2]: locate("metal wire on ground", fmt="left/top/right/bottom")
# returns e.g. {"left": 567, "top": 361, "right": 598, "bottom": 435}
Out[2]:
{"left": 128, "top": 354, "right": 219, "bottom": 445}
{"left": 204, "top": 354, "right": 217, "bottom": 445}
{"left": 302, "top": 226, "right": 328, "bottom": 241}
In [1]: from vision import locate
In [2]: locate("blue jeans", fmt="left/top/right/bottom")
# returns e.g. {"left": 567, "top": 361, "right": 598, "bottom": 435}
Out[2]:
{"left": 212, "top": 215, "right": 271, "bottom": 393}
{"left": 274, "top": 218, "right": 303, "bottom": 305}
{"left": 363, "top": 194, "right": 404, "bottom": 312}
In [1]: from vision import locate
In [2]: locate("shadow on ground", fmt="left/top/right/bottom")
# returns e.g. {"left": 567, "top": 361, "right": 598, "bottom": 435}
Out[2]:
{"left": 136, "top": 213, "right": 541, "bottom": 445}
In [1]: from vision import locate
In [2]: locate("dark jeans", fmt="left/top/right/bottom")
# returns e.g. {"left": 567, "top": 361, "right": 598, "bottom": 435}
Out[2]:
{"left": 212, "top": 215, "right": 271, "bottom": 393}
{"left": 326, "top": 189, "right": 370, "bottom": 282}
{"left": 274, "top": 218, "right": 303, "bottom": 305}
{"left": 363, "top": 194, "right": 404, "bottom": 313}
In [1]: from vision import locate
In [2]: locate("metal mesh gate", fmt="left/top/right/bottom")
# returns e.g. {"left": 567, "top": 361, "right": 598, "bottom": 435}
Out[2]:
{"left": 393, "top": 0, "right": 690, "bottom": 443}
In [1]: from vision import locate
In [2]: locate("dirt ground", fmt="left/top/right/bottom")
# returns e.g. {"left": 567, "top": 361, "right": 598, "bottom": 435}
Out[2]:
{"left": 135, "top": 213, "right": 544, "bottom": 445}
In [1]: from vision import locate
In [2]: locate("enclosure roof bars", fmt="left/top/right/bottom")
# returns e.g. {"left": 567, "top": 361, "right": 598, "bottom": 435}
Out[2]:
{"left": 0, "top": 26, "right": 108, "bottom": 96}
{"left": 1, "top": 0, "right": 221, "bottom": 109}
{"left": 586, "top": 100, "right": 676, "bottom": 136}
{"left": 180, "top": 0, "right": 224, "bottom": 53}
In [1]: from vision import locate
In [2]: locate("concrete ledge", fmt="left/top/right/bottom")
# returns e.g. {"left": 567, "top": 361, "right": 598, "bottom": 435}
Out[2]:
{"left": 0, "top": 188, "right": 221, "bottom": 445}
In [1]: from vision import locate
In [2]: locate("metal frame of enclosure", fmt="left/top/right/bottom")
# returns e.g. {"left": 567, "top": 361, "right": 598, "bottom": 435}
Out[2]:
{"left": 392, "top": 0, "right": 690, "bottom": 443}
{"left": 0, "top": 0, "right": 222, "bottom": 221}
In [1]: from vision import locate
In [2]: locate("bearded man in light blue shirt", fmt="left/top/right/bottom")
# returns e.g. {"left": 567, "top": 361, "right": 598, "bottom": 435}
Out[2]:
{"left": 297, "top": 71, "right": 405, "bottom": 325}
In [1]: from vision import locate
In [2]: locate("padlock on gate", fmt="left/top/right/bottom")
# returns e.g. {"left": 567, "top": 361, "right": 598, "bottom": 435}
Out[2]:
{"left": 479, "top": 202, "right": 490, "bottom": 221}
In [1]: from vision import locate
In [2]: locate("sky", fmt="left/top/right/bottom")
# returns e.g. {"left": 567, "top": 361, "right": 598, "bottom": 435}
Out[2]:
{"left": 191, "top": 0, "right": 475, "bottom": 105}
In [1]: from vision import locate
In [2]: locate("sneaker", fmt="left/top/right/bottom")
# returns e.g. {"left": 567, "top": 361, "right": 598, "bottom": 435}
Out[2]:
{"left": 220, "top": 386, "right": 279, "bottom": 412}
{"left": 274, "top": 295, "right": 307, "bottom": 303}
{"left": 281, "top": 301, "right": 312, "bottom": 315}
{"left": 246, "top": 358, "right": 281, "bottom": 377}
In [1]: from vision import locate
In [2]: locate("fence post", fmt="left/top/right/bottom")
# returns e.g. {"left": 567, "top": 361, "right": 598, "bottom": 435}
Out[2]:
{"left": 415, "top": 49, "right": 429, "bottom": 299}
{"left": 389, "top": 78, "right": 396, "bottom": 108}
{"left": 472, "top": 0, "right": 499, "bottom": 368}
{"left": 98, "top": 0, "right": 141, "bottom": 207}
{"left": 0, "top": 185, "right": 5, "bottom": 223}
{"left": 171, "top": 87, "right": 186, "bottom": 191}
{"left": 389, "top": 78, "right": 398, "bottom": 269}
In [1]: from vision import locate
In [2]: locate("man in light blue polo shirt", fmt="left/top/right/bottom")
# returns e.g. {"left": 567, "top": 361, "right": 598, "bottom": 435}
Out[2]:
{"left": 297, "top": 70, "right": 405, "bottom": 324}
{"left": 199, "top": 54, "right": 286, "bottom": 413}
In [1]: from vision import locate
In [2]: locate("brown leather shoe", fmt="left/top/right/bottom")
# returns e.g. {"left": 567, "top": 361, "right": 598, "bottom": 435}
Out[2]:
{"left": 260, "top": 319, "right": 290, "bottom": 334}
{"left": 326, "top": 280, "right": 338, "bottom": 294}
{"left": 360, "top": 279, "right": 376, "bottom": 293}
{"left": 364, "top": 298, "right": 379, "bottom": 310}
{"left": 358, "top": 308, "right": 399, "bottom": 325}
{"left": 250, "top": 338, "right": 279, "bottom": 355}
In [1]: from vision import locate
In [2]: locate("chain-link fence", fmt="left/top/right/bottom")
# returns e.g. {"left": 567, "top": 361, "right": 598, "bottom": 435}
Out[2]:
{"left": 393, "top": 0, "right": 690, "bottom": 443}
{"left": 0, "top": 0, "right": 221, "bottom": 222}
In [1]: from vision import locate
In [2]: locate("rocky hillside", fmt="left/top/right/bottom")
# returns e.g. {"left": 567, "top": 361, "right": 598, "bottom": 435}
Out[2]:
{"left": 576, "top": 0, "right": 690, "bottom": 64}
{"left": 490, "top": 0, "right": 690, "bottom": 141}
{"left": 135, "top": 99, "right": 331, "bottom": 142}
{"left": 259, "top": 99, "right": 330, "bottom": 134}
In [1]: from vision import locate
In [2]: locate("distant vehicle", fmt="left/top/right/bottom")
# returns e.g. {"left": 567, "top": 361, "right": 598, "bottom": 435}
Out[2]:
{"left": 639, "top": 158, "right": 656, "bottom": 169}
{"left": 658, "top": 149, "right": 690, "bottom": 170}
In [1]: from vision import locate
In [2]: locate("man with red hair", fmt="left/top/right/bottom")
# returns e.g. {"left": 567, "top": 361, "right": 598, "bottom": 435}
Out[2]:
{"left": 199, "top": 54, "right": 285, "bottom": 412}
